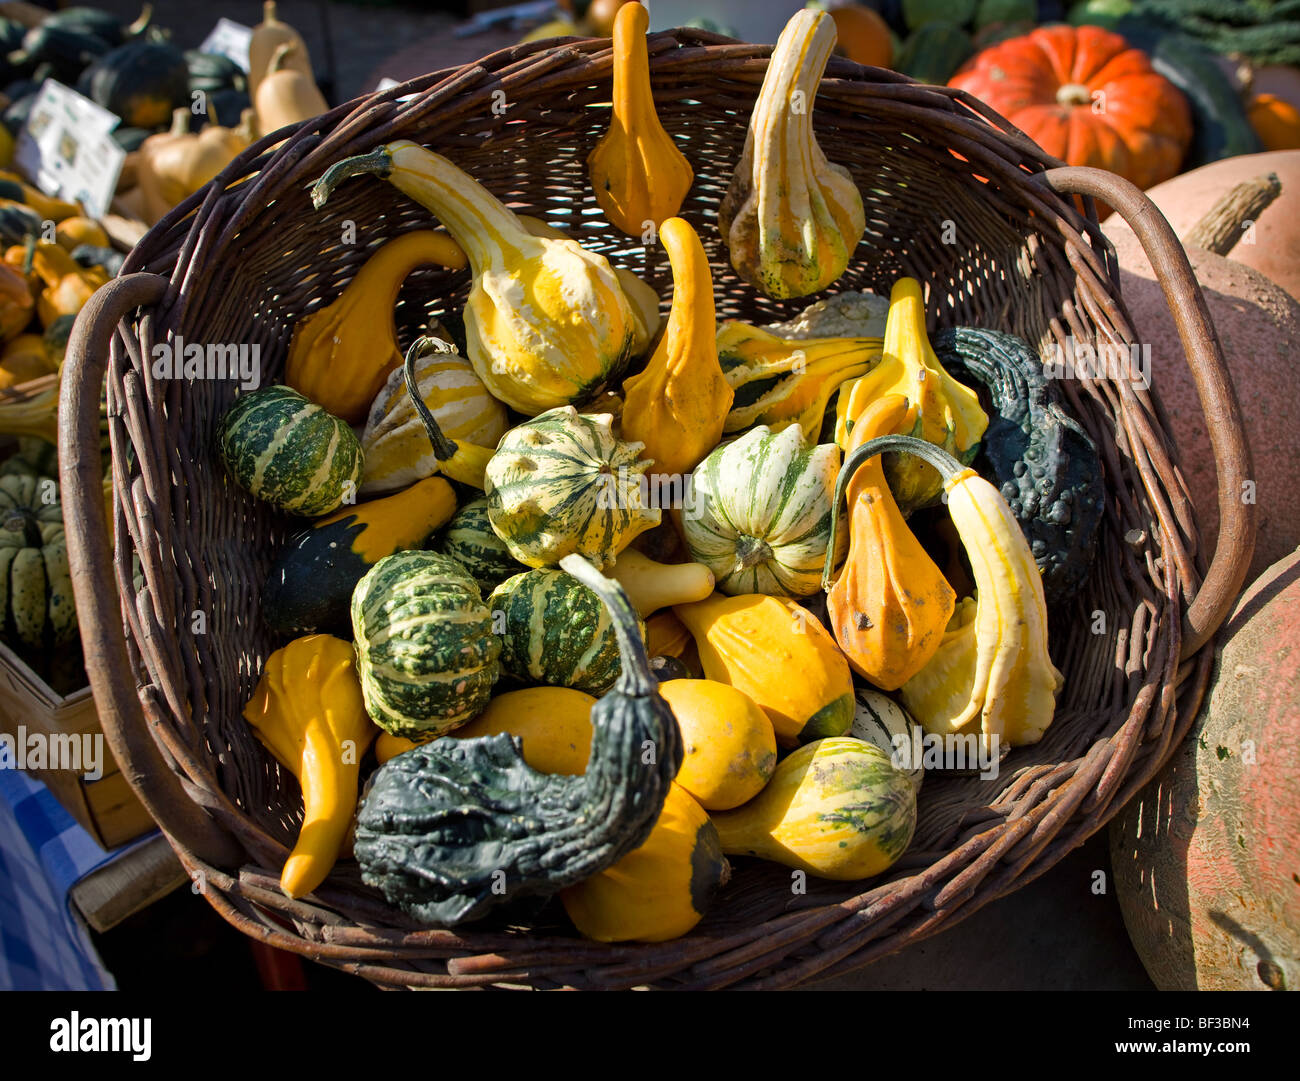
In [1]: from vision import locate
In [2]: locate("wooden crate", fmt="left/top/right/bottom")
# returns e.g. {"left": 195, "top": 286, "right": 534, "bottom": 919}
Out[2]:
{"left": 0, "top": 639, "right": 154, "bottom": 850}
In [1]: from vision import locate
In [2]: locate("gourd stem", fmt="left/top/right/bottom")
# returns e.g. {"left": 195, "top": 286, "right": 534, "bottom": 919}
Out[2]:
{"left": 733, "top": 534, "right": 771, "bottom": 574}
{"left": 268, "top": 41, "right": 296, "bottom": 75}
{"left": 402, "top": 336, "right": 460, "bottom": 462}
{"left": 312, "top": 148, "right": 395, "bottom": 209}
{"left": 127, "top": 4, "right": 154, "bottom": 38}
{"left": 559, "top": 553, "right": 655, "bottom": 696}
{"left": 611, "top": 1, "right": 651, "bottom": 131}
{"left": 4, "top": 509, "right": 43, "bottom": 550}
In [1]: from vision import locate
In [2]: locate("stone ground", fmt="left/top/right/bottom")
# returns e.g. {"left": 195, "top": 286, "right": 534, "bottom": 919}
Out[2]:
{"left": 78, "top": 0, "right": 1155, "bottom": 991}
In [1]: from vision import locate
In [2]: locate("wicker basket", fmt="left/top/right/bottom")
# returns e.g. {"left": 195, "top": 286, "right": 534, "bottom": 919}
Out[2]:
{"left": 58, "top": 29, "right": 1255, "bottom": 990}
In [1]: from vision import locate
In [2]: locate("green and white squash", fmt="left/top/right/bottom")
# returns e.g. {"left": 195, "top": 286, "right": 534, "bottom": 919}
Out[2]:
{"left": 438, "top": 497, "right": 523, "bottom": 595}
{"left": 488, "top": 568, "right": 643, "bottom": 695}
{"left": 218, "top": 386, "right": 363, "bottom": 516}
{"left": 850, "top": 687, "right": 924, "bottom": 791}
{"left": 360, "top": 345, "right": 508, "bottom": 496}
{"left": 484, "top": 407, "right": 661, "bottom": 571}
{"left": 351, "top": 550, "right": 501, "bottom": 738}
{"left": 0, "top": 473, "right": 75, "bottom": 649}
{"left": 681, "top": 423, "right": 846, "bottom": 597}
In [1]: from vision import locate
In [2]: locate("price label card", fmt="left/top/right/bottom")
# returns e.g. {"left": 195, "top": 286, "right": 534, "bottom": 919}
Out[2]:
{"left": 199, "top": 18, "right": 253, "bottom": 71}
{"left": 14, "top": 80, "right": 125, "bottom": 219}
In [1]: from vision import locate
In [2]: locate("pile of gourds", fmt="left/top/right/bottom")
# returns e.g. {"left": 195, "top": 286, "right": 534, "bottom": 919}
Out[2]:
{"left": 223, "top": 5, "right": 1104, "bottom": 944}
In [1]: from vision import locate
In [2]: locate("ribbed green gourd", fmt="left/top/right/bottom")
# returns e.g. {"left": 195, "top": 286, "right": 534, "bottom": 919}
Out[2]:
{"left": 217, "top": 386, "right": 363, "bottom": 516}
{"left": 0, "top": 473, "right": 74, "bottom": 649}
{"left": 350, "top": 550, "right": 501, "bottom": 738}
{"left": 488, "top": 568, "right": 643, "bottom": 694}
{"left": 438, "top": 498, "right": 524, "bottom": 595}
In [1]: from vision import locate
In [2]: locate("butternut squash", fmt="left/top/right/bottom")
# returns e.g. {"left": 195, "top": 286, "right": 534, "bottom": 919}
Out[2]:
{"left": 248, "top": 1, "right": 313, "bottom": 101}
{"left": 255, "top": 42, "right": 328, "bottom": 134}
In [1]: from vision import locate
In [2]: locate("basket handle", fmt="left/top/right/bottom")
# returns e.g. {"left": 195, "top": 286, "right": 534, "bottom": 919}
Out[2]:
{"left": 1036, "top": 166, "right": 1256, "bottom": 659}
{"left": 59, "top": 273, "right": 245, "bottom": 869}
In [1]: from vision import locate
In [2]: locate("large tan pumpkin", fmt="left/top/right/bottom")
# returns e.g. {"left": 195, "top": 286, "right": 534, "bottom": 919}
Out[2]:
{"left": 1103, "top": 222, "right": 1300, "bottom": 582}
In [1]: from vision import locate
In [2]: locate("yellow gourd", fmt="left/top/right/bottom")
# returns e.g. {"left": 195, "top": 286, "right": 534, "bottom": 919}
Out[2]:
{"left": 449, "top": 686, "right": 596, "bottom": 775}
{"left": 561, "top": 782, "right": 728, "bottom": 942}
{"left": 248, "top": 1, "right": 314, "bottom": 100}
{"left": 587, "top": 1, "right": 693, "bottom": 235}
{"left": 659, "top": 678, "right": 776, "bottom": 810}
{"left": 644, "top": 609, "right": 701, "bottom": 676}
{"left": 0, "top": 333, "right": 54, "bottom": 388}
{"left": 255, "top": 42, "right": 329, "bottom": 134}
{"left": 621, "top": 216, "right": 732, "bottom": 476}
{"left": 54, "top": 217, "right": 110, "bottom": 252}
{"left": 242, "top": 635, "right": 379, "bottom": 898}
{"left": 0, "top": 171, "right": 80, "bottom": 221}
{"left": 718, "top": 9, "right": 866, "bottom": 299}
{"left": 674, "top": 592, "right": 854, "bottom": 747}
{"left": 28, "top": 244, "right": 108, "bottom": 327}
{"left": 610, "top": 547, "right": 715, "bottom": 617}
{"left": 0, "top": 262, "right": 34, "bottom": 344}
{"left": 285, "top": 231, "right": 468, "bottom": 424}
{"left": 822, "top": 394, "right": 955, "bottom": 690}
{"left": 312, "top": 140, "right": 642, "bottom": 416}
{"left": 134, "top": 109, "right": 255, "bottom": 226}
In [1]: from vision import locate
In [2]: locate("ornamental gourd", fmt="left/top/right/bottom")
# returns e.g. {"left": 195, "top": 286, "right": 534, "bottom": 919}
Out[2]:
{"left": 351, "top": 550, "right": 501, "bottom": 739}
{"left": 312, "top": 141, "right": 641, "bottom": 415}
{"left": 133, "top": 107, "right": 254, "bottom": 225}
{"left": 682, "top": 423, "right": 845, "bottom": 598}
{"left": 286, "top": 231, "right": 470, "bottom": 426}
{"left": 587, "top": 2, "right": 693, "bottom": 235}
{"left": 451, "top": 686, "right": 596, "bottom": 776}
{"left": 620, "top": 217, "right": 732, "bottom": 476}
{"left": 354, "top": 553, "right": 681, "bottom": 925}
{"left": 484, "top": 407, "right": 661, "bottom": 571}
{"left": 438, "top": 497, "right": 524, "bottom": 595}
{"left": 609, "top": 548, "right": 714, "bottom": 618}
{"left": 718, "top": 9, "right": 866, "bottom": 300}
{"left": 0, "top": 472, "right": 74, "bottom": 648}
{"left": 254, "top": 42, "right": 328, "bottom": 132}
{"left": 248, "top": 2, "right": 312, "bottom": 101}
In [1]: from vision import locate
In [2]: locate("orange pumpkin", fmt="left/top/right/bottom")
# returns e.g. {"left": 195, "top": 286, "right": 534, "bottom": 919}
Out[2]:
{"left": 1248, "top": 93, "right": 1300, "bottom": 152}
{"left": 830, "top": 3, "right": 893, "bottom": 69}
{"left": 949, "top": 25, "right": 1192, "bottom": 193}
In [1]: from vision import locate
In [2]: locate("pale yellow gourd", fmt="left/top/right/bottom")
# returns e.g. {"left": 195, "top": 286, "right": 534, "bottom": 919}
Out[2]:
{"left": 610, "top": 548, "right": 714, "bottom": 617}
{"left": 255, "top": 42, "right": 328, "bottom": 134}
{"left": 248, "top": 1, "right": 314, "bottom": 100}
{"left": 659, "top": 679, "right": 776, "bottom": 810}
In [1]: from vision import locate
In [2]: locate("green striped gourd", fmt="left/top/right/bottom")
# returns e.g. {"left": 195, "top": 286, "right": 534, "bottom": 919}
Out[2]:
{"left": 439, "top": 498, "right": 523, "bottom": 594}
{"left": 850, "top": 687, "right": 923, "bottom": 790}
{"left": 218, "top": 386, "right": 363, "bottom": 516}
{"left": 488, "top": 568, "right": 644, "bottom": 695}
{"left": 351, "top": 550, "right": 501, "bottom": 738}
{"left": 360, "top": 345, "right": 507, "bottom": 496}
{"left": 484, "top": 406, "right": 661, "bottom": 571}
{"left": 0, "top": 474, "right": 75, "bottom": 648}
{"left": 681, "top": 423, "right": 846, "bottom": 597}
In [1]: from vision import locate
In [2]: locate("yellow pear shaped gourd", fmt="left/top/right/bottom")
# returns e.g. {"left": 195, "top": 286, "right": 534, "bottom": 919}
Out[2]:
{"left": 659, "top": 679, "right": 776, "bottom": 810}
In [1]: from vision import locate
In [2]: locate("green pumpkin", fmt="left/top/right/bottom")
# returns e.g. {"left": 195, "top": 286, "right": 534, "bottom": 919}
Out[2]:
{"left": 0, "top": 473, "right": 75, "bottom": 649}
{"left": 484, "top": 406, "right": 661, "bottom": 572}
{"left": 438, "top": 497, "right": 523, "bottom": 594}
{"left": 76, "top": 40, "right": 190, "bottom": 130}
{"left": 489, "top": 568, "right": 643, "bottom": 695}
{"left": 351, "top": 550, "right": 501, "bottom": 738}
{"left": 218, "top": 386, "right": 363, "bottom": 517}
{"left": 681, "top": 423, "right": 846, "bottom": 597}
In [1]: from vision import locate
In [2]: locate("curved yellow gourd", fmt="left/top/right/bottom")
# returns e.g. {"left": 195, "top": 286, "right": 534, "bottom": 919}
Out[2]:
{"left": 659, "top": 678, "right": 776, "bottom": 810}
{"left": 610, "top": 548, "right": 715, "bottom": 618}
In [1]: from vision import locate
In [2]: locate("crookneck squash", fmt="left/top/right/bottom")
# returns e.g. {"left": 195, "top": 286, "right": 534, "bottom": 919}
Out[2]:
{"left": 261, "top": 475, "right": 457, "bottom": 637}
{"left": 286, "top": 230, "right": 469, "bottom": 425}
{"left": 484, "top": 406, "right": 661, "bottom": 571}
{"left": 718, "top": 8, "right": 866, "bottom": 299}
{"left": 620, "top": 216, "right": 731, "bottom": 476}
{"left": 931, "top": 326, "right": 1104, "bottom": 606}
{"left": 0, "top": 472, "right": 74, "bottom": 648}
{"left": 354, "top": 552, "right": 681, "bottom": 925}
{"left": 312, "top": 141, "right": 641, "bottom": 415}
{"left": 674, "top": 592, "right": 854, "bottom": 747}
{"left": 682, "top": 423, "right": 845, "bottom": 598}
{"left": 242, "top": 634, "right": 378, "bottom": 898}
{"left": 587, "top": 1, "right": 693, "bottom": 235}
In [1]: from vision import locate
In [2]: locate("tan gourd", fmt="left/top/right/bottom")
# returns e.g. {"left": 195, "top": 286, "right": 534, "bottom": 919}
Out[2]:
{"left": 248, "top": 1, "right": 313, "bottom": 100}
{"left": 255, "top": 42, "right": 328, "bottom": 134}
{"left": 610, "top": 547, "right": 715, "bottom": 617}
{"left": 136, "top": 108, "right": 256, "bottom": 225}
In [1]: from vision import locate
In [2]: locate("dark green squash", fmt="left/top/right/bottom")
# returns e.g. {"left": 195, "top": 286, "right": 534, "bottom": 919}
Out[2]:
{"left": 0, "top": 203, "right": 40, "bottom": 247}
{"left": 70, "top": 244, "right": 125, "bottom": 277}
{"left": 354, "top": 553, "right": 682, "bottom": 926}
{"left": 111, "top": 125, "right": 153, "bottom": 152}
{"left": 184, "top": 49, "right": 246, "bottom": 95}
{"left": 10, "top": 25, "right": 111, "bottom": 85}
{"left": 0, "top": 17, "right": 26, "bottom": 56}
{"left": 438, "top": 497, "right": 524, "bottom": 595}
{"left": 205, "top": 87, "right": 251, "bottom": 129}
{"left": 931, "top": 327, "right": 1104, "bottom": 605}
{"left": 44, "top": 5, "right": 153, "bottom": 47}
{"left": 77, "top": 40, "right": 189, "bottom": 130}
{"left": 262, "top": 475, "right": 457, "bottom": 637}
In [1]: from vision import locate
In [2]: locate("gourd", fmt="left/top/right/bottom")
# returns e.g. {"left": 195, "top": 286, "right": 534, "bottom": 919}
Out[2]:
{"left": 285, "top": 230, "right": 470, "bottom": 426}
{"left": 610, "top": 548, "right": 714, "bottom": 617}
{"left": 28, "top": 243, "right": 108, "bottom": 327}
{"left": 134, "top": 108, "right": 255, "bottom": 225}
{"left": 70, "top": 245, "right": 125, "bottom": 278}
{"left": 261, "top": 475, "right": 457, "bottom": 637}
{"left": 357, "top": 332, "right": 504, "bottom": 492}
{"left": 1249, "top": 94, "right": 1300, "bottom": 151}
{"left": 241, "top": 634, "right": 378, "bottom": 898}
{"left": 488, "top": 567, "right": 641, "bottom": 695}
{"left": 822, "top": 394, "right": 955, "bottom": 690}
{"left": 851, "top": 687, "right": 924, "bottom": 790}
{"left": 948, "top": 25, "right": 1193, "bottom": 195}
{"left": 715, "top": 321, "right": 882, "bottom": 437}
{"left": 835, "top": 277, "right": 986, "bottom": 513}
{"left": 217, "top": 386, "right": 363, "bottom": 517}
{"left": 587, "top": 2, "right": 693, "bottom": 236}
{"left": 828, "top": 2, "right": 894, "bottom": 67}
{"left": 852, "top": 435, "right": 1064, "bottom": 746}
{"left": 895, "top": 21, "right": 974, "bottom": 84}
{"left": 717, "top": 9, "right": 866, "bottom": 300}
{"left": 0, "top": 202, "right": 41, "bottom": 247}
{"left": 682, "top": 423, "right": 846, "bottom": 598}
{"left": 312, "top": 141, "right": 641, "bottom": 416}
{"left": 484, "top": 406, "right": 661, "bottom": 571}
{"left": 674, "top": 592, "right": 854, "bottom": 747}
{"left": 711, "top": 737, "right": 916, "bottom": 880}
{"left": 451, "top": 686, "right": 596, "bottom": 776}
{"left": 0, "top": 472, "right": 74, "bottom": 648}
{"left": 659, "top": 678, "right": 776, "bottom": 810}
{"left": 254, "top": 42, "right": 328, "bottom": 133}
{"left": 644, "top": 609, "right": 701, "bottom": 676}
{"left": 437, "top": 497, "right": 523, "bottom": 595}
{"left": 76, "top": 40, "right": 190, "bottom": 130}
{"left": 42, "top": 5, "right": 153, "bottom": 47}
{"left": 0, "top": 174, "right": 82, "bottom": 221}
{"left": 185, "top": 49, "right": 247, "bottom": 96}
{"left": 353, "top": 552, "right": 681, "bottom": 925}
{"left": 561, "top": 782, "right": 727, "bottom": 942}
{"left": 931, "top": 326, "right": 1104, "bottom": 605}
{"left": 765, "top": 289, "right": 888, "bottom": 340}
{"left": 620, "top": 216, "right": 731, "bottom": 476}
{"left": 248, "top": 1, "right": 313, "bottom": 101}
{"left": 54, "top": 217, "right": 109, "bottom": 252}
{"left": 0, "top": 261, "right": 32, "bottom": 344}
{"left": 0, "top": 334, "right": 53, "bottom": 387}
{"left": 351, "top": 550, "right": 501, "bottom": 739}
{"left": 9, "top": 26, "right": 110, "bottom": 85}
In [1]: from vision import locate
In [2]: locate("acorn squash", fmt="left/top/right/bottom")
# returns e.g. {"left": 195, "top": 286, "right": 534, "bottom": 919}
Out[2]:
{"left": 77, "top": 40, "right": 190, "bottom": 130}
